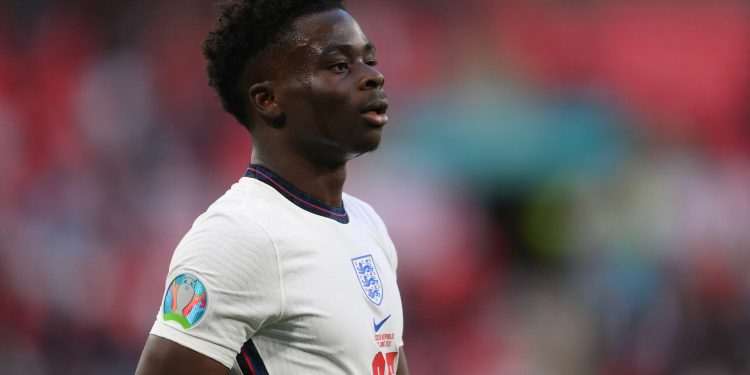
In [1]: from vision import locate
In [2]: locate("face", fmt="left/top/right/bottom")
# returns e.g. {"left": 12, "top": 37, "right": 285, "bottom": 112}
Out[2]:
{"left": 274, "top": 9, "right": 388, "bottom": 165}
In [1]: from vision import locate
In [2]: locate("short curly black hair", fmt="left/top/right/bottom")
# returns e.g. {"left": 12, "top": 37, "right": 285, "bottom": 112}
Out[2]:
{"left": 203, "top": 0, "right": 345, "bottom": 130}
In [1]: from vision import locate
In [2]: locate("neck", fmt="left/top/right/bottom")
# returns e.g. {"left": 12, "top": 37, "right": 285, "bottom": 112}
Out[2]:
{"left": 251, "top": 151, "right": 347, "bottom": 207}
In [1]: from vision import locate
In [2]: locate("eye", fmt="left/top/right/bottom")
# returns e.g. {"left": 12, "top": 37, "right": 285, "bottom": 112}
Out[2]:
{"left": 366, "top": 59, "right": 378, "bottom": 67}
{"left": 329, "top": 62, "right": 350, "bottom": 73}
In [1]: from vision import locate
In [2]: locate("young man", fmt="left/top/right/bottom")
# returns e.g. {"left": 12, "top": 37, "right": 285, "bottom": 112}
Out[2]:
{"left": 136, "top": 0, "right": 407, "bottom": 374}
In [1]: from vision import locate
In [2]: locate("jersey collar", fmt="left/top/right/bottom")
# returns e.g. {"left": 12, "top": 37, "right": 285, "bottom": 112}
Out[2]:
{"left": 245, "top": 164, "right": 350, "bottom": 224}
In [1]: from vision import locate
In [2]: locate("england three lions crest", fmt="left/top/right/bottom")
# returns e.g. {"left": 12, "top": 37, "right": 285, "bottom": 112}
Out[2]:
{"left": 352, "top": 254, "right": 383, "bottom": 306}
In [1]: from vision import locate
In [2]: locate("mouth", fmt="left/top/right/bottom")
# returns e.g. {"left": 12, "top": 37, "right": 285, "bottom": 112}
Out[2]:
{"left": 360, "top": 99, "right": 389, "bottom": 127}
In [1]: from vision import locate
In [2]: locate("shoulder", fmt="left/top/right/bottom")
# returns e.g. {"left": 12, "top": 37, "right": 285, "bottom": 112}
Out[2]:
{"left": 342, "top": 192, "right": 383, "bottom": 225}
{"left": 343, "top": 192, "right": 398, "bottom": 272}
{"left": 168, "top": 178, "right": 281, "bottom": 290}
{"left": 181, "top": 177, "right": 286, "bottom": 250}
{"left": 151, "top": 180, "right": 286, "bottom": 367}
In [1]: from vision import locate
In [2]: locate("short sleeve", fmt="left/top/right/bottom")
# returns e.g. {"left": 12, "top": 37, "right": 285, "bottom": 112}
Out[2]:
{"left": 149, "top": 210, "right": 282, "bottom": 369}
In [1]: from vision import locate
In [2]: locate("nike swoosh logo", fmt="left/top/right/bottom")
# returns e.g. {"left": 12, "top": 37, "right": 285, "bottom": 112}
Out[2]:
{"left": 373, "top": 315, "right": 391, "bottom": 332}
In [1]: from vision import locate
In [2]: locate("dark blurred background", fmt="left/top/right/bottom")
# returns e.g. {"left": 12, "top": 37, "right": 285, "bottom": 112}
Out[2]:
{"left": 1, "top": 0, "right": 749, "bottom": 374}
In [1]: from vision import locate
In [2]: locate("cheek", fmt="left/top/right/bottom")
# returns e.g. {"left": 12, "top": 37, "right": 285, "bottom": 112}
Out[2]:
{"left": 308, "top": 80, "right": 354, "bottom": 114}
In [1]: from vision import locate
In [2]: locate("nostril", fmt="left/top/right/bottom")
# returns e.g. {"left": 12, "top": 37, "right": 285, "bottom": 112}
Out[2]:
{"left": 365, "top": 78, "right": 379, "bottom": 89}
{"left": 363, "top": 76, "right": 384, "bottom": 90}
{"left": 360, "top": 69, "right": 385, "bottom": 90}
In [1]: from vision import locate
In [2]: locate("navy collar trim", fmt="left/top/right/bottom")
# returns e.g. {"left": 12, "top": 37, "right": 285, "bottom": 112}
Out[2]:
{"left": 244, "top": 164, "right": 350, "bottom": 224}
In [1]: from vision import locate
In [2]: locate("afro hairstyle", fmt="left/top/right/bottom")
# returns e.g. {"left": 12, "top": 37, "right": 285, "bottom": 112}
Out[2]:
{"left": 203, "top": 0, "right": 345, "bottom": 130}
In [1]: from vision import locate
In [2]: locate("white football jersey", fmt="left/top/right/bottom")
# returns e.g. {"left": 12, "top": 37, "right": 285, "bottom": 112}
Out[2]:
{"left": 150, "top": 165, "right": 404, "bottom": 374}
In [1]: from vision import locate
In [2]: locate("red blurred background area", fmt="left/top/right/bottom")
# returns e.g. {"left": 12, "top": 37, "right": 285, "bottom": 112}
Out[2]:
{"left": 1, "top": 0, "right": 749, "bottom": 374}
{"left": 488, "top": 2, "right": 750, "bottom": 152}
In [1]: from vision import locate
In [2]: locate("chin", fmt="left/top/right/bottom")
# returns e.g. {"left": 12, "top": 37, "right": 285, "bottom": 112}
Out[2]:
{"left": 356, "top": 135, "right": 383, "bottom": 153}
{"left": 345, "top": 140, "right": 381, "bottom": 159}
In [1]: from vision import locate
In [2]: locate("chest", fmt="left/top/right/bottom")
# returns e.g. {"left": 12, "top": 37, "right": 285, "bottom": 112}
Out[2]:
{"left": 264, "top": 219, "right": 403, "bottom": 356}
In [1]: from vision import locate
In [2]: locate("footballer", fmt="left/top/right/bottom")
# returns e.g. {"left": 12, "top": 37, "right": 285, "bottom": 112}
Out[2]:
{"left": 135, "top": 0, "right": 407, "bottom": 374}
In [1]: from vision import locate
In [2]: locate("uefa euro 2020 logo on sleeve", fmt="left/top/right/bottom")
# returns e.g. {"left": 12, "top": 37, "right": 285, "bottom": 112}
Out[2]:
{"left": 162, "top": 274, "right": 207, "bottom": 329}
{"left": 351, "top": 254, "right": 383, "bottom": 306}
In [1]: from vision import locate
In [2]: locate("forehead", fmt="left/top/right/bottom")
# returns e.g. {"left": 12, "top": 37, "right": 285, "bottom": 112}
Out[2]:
{"left": 287, "top": 9, "right": 370, "bottom": 55}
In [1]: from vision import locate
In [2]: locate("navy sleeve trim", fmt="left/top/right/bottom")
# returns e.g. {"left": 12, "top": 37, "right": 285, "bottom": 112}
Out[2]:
{"left": 237, "top": 339, "right": 270, "bottom": 375}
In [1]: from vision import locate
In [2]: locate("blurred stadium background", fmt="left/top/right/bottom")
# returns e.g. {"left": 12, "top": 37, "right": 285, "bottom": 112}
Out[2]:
{"left": 1, "top": 0, "right": 749, "bottom": 373}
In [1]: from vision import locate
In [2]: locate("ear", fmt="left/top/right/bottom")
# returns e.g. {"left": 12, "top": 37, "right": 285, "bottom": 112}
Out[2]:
{"left": 249, "top": 81, "right": 284, "bottom": 125}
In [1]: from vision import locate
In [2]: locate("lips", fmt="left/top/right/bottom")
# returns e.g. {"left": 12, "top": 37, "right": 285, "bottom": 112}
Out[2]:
{"left": 360, "top": 99, "right": 389, "bottom": 127}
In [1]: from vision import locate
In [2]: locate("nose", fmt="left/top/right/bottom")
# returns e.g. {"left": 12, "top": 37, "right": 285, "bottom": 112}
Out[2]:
{"left": 359, "top": 64, "right": 385, "bottom": 90}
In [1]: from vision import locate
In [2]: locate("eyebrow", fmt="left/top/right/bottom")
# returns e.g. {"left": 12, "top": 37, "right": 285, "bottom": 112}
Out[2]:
{"left": 320, "top": 41, "right": 376, "bottom": 56}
